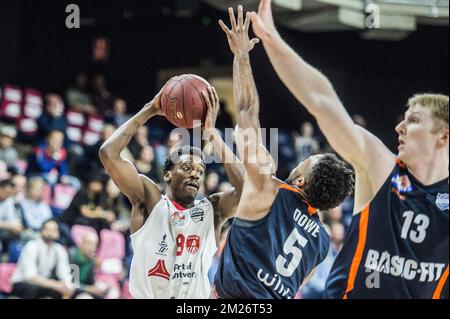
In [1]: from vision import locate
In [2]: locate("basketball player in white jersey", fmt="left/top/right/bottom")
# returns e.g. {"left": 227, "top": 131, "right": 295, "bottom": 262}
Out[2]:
{"left": 99, "top": 87, "right": 244, "bottom": 299}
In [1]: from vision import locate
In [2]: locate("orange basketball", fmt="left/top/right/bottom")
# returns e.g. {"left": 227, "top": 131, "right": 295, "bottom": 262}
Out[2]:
{"left": 160, "top": 74, "right": 211, "bottom": 129}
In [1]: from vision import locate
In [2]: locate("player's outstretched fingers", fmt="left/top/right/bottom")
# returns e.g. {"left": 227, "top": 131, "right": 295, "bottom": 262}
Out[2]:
{"left": 228, "top": 7, "right": 237, "bottom": 31}
{"left": 244, "top": 12, "right": 251, "bottom": 31}
{"left": 238, "top": 5, "right": 244, "bottom": 29}
{"left": 219, "top": 20, "right": 231, "bottom": 35}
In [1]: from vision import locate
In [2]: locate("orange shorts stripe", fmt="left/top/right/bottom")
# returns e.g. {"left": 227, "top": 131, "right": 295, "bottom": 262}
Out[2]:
{"left": 343, "top": 205, "right": 370, "bottom": 298}
{"left": 432, "top": 265, "right": 449, "bottom": 299}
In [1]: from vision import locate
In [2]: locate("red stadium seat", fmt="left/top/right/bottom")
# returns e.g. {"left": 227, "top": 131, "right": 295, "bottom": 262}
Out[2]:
{"left": 23, "top": 89, "right": 43, "bottom": 119}
{"left": 52, "top": 183, "right": 77, "bottom": 210}
{"left": 66, "top": 109, "right": 85, "bottom": 127}
{"left": 97, "top": 230, "right": 125, "bottom": 278}
{"left": 0, "top": 85, "right": 22, "bottom": 120}
{"left": 121, "top": 279, "right": 132, "bottom": 299}
{"left": 87, "top": 115, "right": 104, "bottom": 133}
{"left": 66, "top": 126, "right": 83, "bottom": 143}
{"left": 98, "top": 229, "right": 125, "bottom": 260}
{"left": 71, "top": 225, "right": 97, "bottom": 247}
{"left": 17, "top": 117, "right": 38, "bottom": 136}
{"left": 42, "top": 183, "right": 53, "bottom": 205}
{"left": 0, "top": 263, "right": 16, "bottom": 294}
{"left": 95, "top": 274, "right": 121, "bottom": 299}
{"left": 83, "top": 130, "right": 101, "bottom": 146}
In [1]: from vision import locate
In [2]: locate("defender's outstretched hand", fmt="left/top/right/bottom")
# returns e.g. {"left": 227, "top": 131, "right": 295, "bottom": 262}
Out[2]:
{"left": 219, "top": 5, "right": 260, "bottom": 55}
{"left": 249, "top": 0, "right": 278, "bottom": 42}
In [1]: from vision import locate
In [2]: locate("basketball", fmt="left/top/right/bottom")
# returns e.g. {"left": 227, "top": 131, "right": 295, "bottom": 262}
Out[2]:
{"left": 160, "top": 74, "right": 211, "bottom": 129}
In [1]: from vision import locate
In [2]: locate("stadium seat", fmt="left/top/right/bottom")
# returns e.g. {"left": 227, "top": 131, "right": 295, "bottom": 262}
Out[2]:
{"left": 121, "top": 279, "right": 132, "bottom": 299}
{"left": 71, "top": 225, "right": 97, "bottom": 247}
{"left": 83, "top": 130, "right": 101, "bottom": 146}
{"left": 95, "top": 274, "right": 121, "bottom": 299}
{"left": 52, "top": 183, "right": 77, "bottom": 210}
{"left": 17, "top": 117, "right": 38, "bottom": 136}
{"left": 97, "top": 230, "right": 125, "bottom": 278}
{"left": 98, "top": 229, "right": 125, "bottom": 260}
{"left": 66, "top": 126, "right": 83, "bottom": 143}
{"left": 23, "top": 89, "right": 43, "bottom": 119}
{"left": 42, "top": 183, "right": 53, "bottom": 205}
{"left": 87, "top": 115, "right": 104, "bottom": 133}
{"left": 0, "top": 263, "right": 16, "bottom": 294}
{"left": 66, "top": 109, "right": 85, "bottom": 127}
{"left": 0, "top": 85, "right": 22, "bottom": 120}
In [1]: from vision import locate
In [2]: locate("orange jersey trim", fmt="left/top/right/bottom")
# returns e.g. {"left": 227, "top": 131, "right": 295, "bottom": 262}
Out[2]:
{"left": 343, "top": 205, "right": 370, "bottom": 299}
{"left": 433, "top": 265, "right": 449, "bottom": 299}
{"left": 278, "top": 184, "right": 318, "bottom": 215}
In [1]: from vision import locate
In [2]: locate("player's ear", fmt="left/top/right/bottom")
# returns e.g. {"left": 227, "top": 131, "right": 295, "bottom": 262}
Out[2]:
{"left": 438, "top": 127, "right": 449, "bottom": 147}
{"left": 164, "top": 171, "right": 172, "bottom": 184}
{"left": 292, "top": 177, "right": 306, "bottom": 188}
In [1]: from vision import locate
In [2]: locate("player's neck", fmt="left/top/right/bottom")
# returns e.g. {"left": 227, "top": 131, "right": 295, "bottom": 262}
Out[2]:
{"left": 168, "top": 193, "right": 196, "bottom": 209}
{"left": 407, "top": 150, "right": 449, "bottom": 186}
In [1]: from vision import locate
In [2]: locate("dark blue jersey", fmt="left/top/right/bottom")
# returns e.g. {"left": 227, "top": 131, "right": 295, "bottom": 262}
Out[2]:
{"left": 325, "top": 160, "right": 449, "bottom": 299}
{"left": 214, "top": 185, "right": 330, "bottom": 299}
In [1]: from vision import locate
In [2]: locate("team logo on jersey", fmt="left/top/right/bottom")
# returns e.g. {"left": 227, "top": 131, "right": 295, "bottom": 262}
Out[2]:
{"left": 186, "top": 235, "right": 201, "bottom": 254}
{"left": 391, "top": 174, "right": 413, "bottom": 200}
{"left": 171, "top": 210, "right": 190, "bottom": 228}
{"left": 148, "top": 259, "right": 170, "bottom": 281}
{"left": 391, "top": 174, "right": 413, "bottom": 193}
{"left": 190, "top": 208, "right": 205, "bottom": 223}
{"left": 156, "top": 234, "right": 169, "bottom": 256}
{"left": 436, "top": 193, "right": 449, "bottom": 211}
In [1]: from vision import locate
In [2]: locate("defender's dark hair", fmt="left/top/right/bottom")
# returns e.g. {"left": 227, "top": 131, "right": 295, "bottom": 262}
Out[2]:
{"left": 305, "top": 153, "right": 355, "bottom": 211}
{"left": 163, "top": 145, "right": 205, "bottom": 174}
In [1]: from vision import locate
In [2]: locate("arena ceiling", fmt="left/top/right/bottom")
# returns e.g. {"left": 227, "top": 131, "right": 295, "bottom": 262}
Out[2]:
{"left": 203, "top": 0, "right": 449, "bottom": 40}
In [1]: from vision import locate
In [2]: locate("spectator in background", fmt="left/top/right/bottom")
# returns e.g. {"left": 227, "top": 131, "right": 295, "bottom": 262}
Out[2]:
{"left": 19, "top": 177, "right": 52, "bottom": 237}
{"left": 10, "top": 219, "right": 89, "bottom": 299}
{"left": 301, "top": 221, "right": 345, "bottom": 299}
{"left": 294, "top": 121, "right": 320, "bottom": 162}
{"left": 11, "top": 173, "right": 27, "bottom": 202}
{"left": 324, "top": 205, "right": 343, "bottom": 225}
{"left": 60, "top": 175, "right": 115, "bottom": 233}
{"left": 86, "top": 123, "right": 134, "bottom": 176}
{"left": 134, "top": 145, "right": 161, "bottom": 184}
{"left": 86, "top": 123, "right": 116, "bottom": 175}
{"left": 0, "top": 126, "right": 19, "bottom": 170}
{"left": 0, "top": 179, "right": 23, "bottom": 257}
{"left": 106, "top": 98, "right": 130, "bottom": 127}
{"left": 26, "top": 130, "right": 80, "bottom": 189}
{"left": 68, "top": 232, "right": 109, "bottom": 299}
{"left": 154, "top": 131, "right": 182, "bottom": 171}
{"left": 66, "top": 72, "right": 96, "bottom": 115}
{"left": 104, "top": 178, "right": 131, "bottom": 233}
{"left": 205, "top": 171, "right": 220, "bottom": 196}
{"left": 128, "top": 125, "right": 149, "bottom": 159}
{"left": 91, "top": 74, "right": 113, "bottom": 115}
{"left": 37, "top": 94, "right": 67, "bottom": 143}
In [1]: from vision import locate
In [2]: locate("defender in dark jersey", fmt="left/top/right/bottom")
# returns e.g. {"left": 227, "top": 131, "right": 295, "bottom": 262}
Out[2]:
{"left": 250, "top": 0, "right": 449, "bottom": 299}
{"left": 214, "top": 6, "right": 354, "bottom": 299}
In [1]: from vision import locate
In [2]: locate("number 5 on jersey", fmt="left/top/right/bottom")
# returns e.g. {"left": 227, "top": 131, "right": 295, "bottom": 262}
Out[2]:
{"left": 276, "top": 228, "right": 308, "bottom": 277}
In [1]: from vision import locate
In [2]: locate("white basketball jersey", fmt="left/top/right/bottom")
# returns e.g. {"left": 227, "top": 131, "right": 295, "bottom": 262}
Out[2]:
{"left": 129, "top": 195, "right": 217, "bottom": 299}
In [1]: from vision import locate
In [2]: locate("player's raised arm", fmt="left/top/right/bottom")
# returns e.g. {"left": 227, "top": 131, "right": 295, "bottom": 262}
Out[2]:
{"left": 220, "top": 6, "right": 276, "bottom": 183}
{"left": 99, "top": 92, "right": 163, "bottom": 210}
{"left": 202, "top": 87, "right": 245, "bottom": 226}
{"left": 249, "top": 0, "right": 395, "bottom": 175}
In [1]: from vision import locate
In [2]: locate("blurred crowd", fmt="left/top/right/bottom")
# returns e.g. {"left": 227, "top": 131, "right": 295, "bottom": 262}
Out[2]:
{"left": 0, "top": 72, "right": 361, "bottom": 299}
